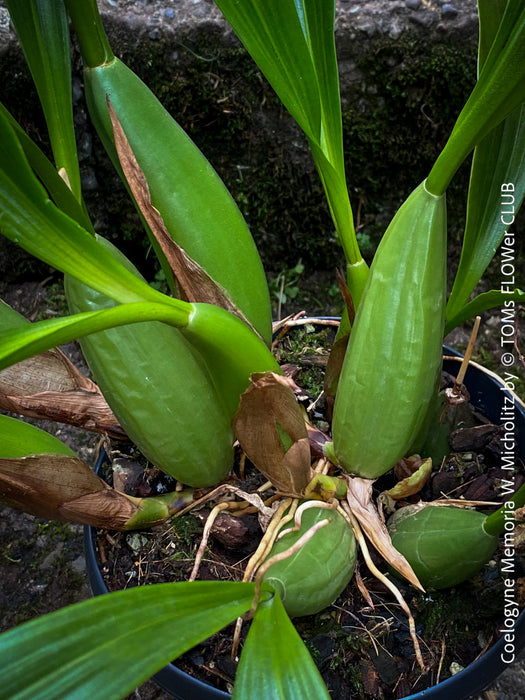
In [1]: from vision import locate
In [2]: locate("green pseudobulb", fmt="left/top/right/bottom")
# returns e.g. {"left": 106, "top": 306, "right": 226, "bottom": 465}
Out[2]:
{"left": 65, "top": 236, "right": 234, "bottom": 488}
{"left": 388, "top": 504, "right": 499, "bottom": 589}
{"left": 330, "top": 181, "right": 447, "bottom": 479}
{"left": 263, "top": 505, "right": 356, "bottom": 617}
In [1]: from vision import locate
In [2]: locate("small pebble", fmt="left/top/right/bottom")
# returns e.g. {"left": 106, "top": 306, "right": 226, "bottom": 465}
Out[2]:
{"left": 81, "top": 169, "right": 99, "bottom": 191}
{"left": 71, "top": 556, "right": 86, "bottom": 574}
{"left": 126, "top": 533, "right": 149, "bottom": 554}
{"left": 450, "top": 661, "right": 464, "bottom": 676}
{"left": 405, "top": 0, "right": 421, "bottom": 9}
{"left": 442, "top": 3, "right": 458, "bottom": 18}
{"left": 165, "top": 8, "right": 175, "bottom": 19}
{"left": 77, "top": 131, "right": 92, "bottom": 162}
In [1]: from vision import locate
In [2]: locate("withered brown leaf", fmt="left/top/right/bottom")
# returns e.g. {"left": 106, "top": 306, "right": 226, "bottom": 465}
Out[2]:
{"left": 0, "top": 349, "right": 125, "bottom": 439}
{"left": 0, "top": 454, "right": 141, "bottom": 529}
{"left": 233, "top": 372, "right": 312, "bottom": 496}
{"left": 345, "top": 476, "right": 424, "bottom": 591}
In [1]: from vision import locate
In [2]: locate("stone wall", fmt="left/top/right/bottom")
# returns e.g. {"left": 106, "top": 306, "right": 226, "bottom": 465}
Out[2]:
{"left": 0, "top": 0, "right": 482, "bottom": 280}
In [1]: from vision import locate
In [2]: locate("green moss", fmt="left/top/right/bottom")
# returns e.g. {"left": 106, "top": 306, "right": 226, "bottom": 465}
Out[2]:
{"left": 274, "top": 325, "right": 333, "bottom": 398}
{"left": 305, "top": 639, "right": 323, "bottom": 666}
{"left": 35, "top": 519, "right": 76, "bottom": 542}
{"left": 33, "top": 282, "right": 68, "bottom": 320}
{"left": 170, "top": 512, "right": 202, "bottom": 553}
{"left": 414, "top": 576, "right": 502, "bottom": 646}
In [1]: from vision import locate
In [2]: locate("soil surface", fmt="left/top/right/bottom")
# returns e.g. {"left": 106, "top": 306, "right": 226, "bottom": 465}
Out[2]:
{"left": 1, "top": 281, "right": 524, "bottom": 699}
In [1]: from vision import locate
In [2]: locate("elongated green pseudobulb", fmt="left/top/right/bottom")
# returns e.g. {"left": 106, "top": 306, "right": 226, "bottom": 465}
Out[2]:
{"left": 65, "top": 237, "right": 234, "bottom": 488}
{"left": 263, "top": 505, "right": 356, "bottom": 617}
{"left": 388, "top": 482, "right": 525, "bottom": 589}
{"left": 328, "top": 181, "right": 447, "bottom": 478}
{"left": 64, "top": 0, "right": 272, "bottom": 344}
{"left": 388, "top": 504, "right": 498, "bottom": 590}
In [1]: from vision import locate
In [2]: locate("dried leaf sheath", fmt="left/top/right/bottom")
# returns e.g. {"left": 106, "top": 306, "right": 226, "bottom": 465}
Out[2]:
{"left": 0, "top": 348, "right": 125, "bottom": 438}
{"left": 0, "top": 454, "right": 193, "bottom": 530}
{"left": 107, "top": 99, "right": 260, "bottom": 337}
{"left": 233, "top": 372, "right": 312, "bottom": 496}
{"left": 345, "top": 476, "right": 424, "bottom": 591}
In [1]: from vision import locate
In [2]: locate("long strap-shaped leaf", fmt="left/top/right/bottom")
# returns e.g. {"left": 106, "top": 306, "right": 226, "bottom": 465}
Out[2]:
{"left": 427, "top": 0, "right": 525, "bottom": 195}
{"left": 445, "top": 288, "right": 525, "bottom": 334}
{"left": 446, "top": 0, "right": 525, "bottom": 322}
{"left": 0, "top": 103, "right": 93, "bottom": 232}
{"left": 233, "top": 592, "right": 330, "bottom": 700}
{"left": 0, "top": 304, "right": 191, "bottom": 372}
{"left": 0, "top": 107, "right": 178, "bottom": 307}
{"left": 0, "top": 412, "right": 75, "bottom": 458}
{"left": 0, "top": 582, "right": 257, "bottom": 700}
{"left": 215, "top": 0, "right": 322, "bottom": 143}
{"left": 297, "top": 1, "right": 362, "bottom": 275}
{"left": 0, "top": 106, "right": 279, "bottom": 412}
{"left": 214, "top": 0, "right": 366, "bottom": 300}
{"left": 0, "top": 301, "right": 280, "bottom": 419}
{"left": 5, "top": 0, "right": 82, "bottom": 202}
{"left": 300, "top": 0, "right": 343, "bottom": 173}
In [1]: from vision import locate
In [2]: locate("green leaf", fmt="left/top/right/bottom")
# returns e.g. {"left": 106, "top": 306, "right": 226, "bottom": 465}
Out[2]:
{"left": 214, "top": 0, "right": 322, "bottom": 142}
{"left": 0, "top": 299, "right": 28, "bottom": 330}
{"left": 477, "top": 0, "right": 508, "bottom": 69}
{"left": 233, "top": 591, "right": 330, "bottom": 700}
{"left": 484, "top": 482, "right": 525, "bottom": 536}
{"left": 0, "top": 300, "right": 279, "bottom": 422}
{"left": 0, "top": 413, "right": 75, "bottom": 459}
{"left": 427, "top": 0, "right": 525, "bottom": 194}
{"left": 446, "top": 0, "right": 525, "bottom": 318}
{"left": 446, "top": 102, "right": 525, "bottom": 320}
{"left": 0, "top": 108, "right": 173, "bottom": 306}
{"left": 445, "top": 288, "right": 525, "bottom": 334}
{"left": 0, "top": 303, "right": 191, "bottom": 373}
{"left": 301, "top": 0, "right": 342, "bottom": 171}
{"left": 5, "top": 0, "right": 82, "bottom": 201}
{"left": 298, "top": 1, "right": 361, "bottom": 265}
{"left": 0, "top": 102, "right": 94, "bottom": 232}
{"left": 311, "top": 143, "right": 362, "bottom": 267}
{"left": 0, "top": 107, "right": 277, "bottom": 409}
{"left": 184, "top": 303, "right": 281, "bottom": 417}
{"left": 214, "top": 0, "right": 361, "bottom": 267}
{"left": 0, "top": 582, "right": 256, "bottom": 700}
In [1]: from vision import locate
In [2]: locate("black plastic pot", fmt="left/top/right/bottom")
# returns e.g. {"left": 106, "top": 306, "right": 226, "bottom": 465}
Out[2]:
{"left": 84, "top": 345, "right": 525, "bottom": 700}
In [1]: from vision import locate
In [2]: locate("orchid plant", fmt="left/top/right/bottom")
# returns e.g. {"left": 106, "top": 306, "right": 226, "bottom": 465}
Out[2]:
{"left": 0, "top": 1, "right": 524, "bottom": 698}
